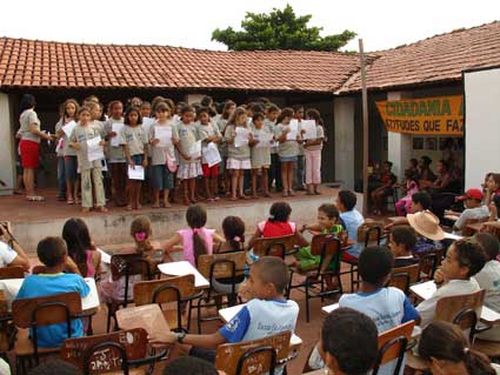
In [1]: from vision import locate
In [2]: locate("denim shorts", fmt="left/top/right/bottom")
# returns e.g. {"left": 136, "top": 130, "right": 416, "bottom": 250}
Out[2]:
{"left": 151, "top": 165, "right": 174, "bottom": 190}
{"left": 279, "top": 155, "right": 298, "bottom": 163}
{"left": 64, "top": 156, "right": 78, "bottom": 182}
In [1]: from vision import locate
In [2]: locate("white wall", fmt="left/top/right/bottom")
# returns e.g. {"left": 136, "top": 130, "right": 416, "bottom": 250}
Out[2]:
{"left": 387, "top": 91, "right": 412, "bottom": 181}
{"left": 334, "top": 97, "right": 355, "bottom": 189}
{"left": 0, "top": 93, "right": 15, "bottom": 195}
{"left": 464, "top": 68, "right": 500, "bottom": 189}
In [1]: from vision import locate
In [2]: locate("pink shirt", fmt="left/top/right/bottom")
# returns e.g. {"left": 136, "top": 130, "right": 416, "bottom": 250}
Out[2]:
{"left": 177, "top": 227, "right": 215, "bottom": 266}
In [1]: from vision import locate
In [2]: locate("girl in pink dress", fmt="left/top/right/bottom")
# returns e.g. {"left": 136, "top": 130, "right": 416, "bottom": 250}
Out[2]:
{"left": 395, "top": 170, "right": 419, "bottom": 216}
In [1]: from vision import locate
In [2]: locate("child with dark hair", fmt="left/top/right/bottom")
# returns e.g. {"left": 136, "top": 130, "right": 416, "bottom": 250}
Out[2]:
{"left": 370, "top": 161, "right": 397, "bottom": 215}
{"left": 304, "top": 108, "right": 325, "bottom": 195}
{"left": 150, "top": 256, "right": 299, "bottom": 374}
{"left": 336, "top": 190, "right": 364, "bottom": 259}
{"left": 162, "top": 205, "right": 223, "bottom": 266}
{"left": 389, "top": 226, "right": 418, "bottom": 268}
{"left": 163, "top": 356, "right": 218, "bottom": 375}
{"left": 417, "top": 239, "right": 486, "bottom": 327}
{"left": 216, "top": 215, "right": 246, "bottom": 253}
{"left": 250, "top": 112, "right": 272, "bottom": 198}
{"left": 265, "top": 104, "right": 282, "bottom": 193}
{"left": 339, "top": 246, "right": 419, "bottom": 375}
{"left": 395, "top": 169, "right": 419, "bottom": 216}
{"left": 473, "top": 233, "right": 500, "bottom": 341}
{"left": 29, "top": 359, "right": 81, "bottom": 375}
{"left": 313, "top": 307, "right": 379, "bottom": 375}
{"left": 418, "top": 321, "right": 496, "bottom": 375}
{"left": 275, "top": 108, "right": 300, "bottom": 197}
{"left": 449, "top": 188, "right": 489, "bottom": 234}
{"left": 15, "top": 237, "right": 90, "bottom": 348}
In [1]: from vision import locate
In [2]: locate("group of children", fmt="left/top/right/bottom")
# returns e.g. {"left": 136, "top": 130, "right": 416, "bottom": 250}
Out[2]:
{"left": 4, "top": 185, "right": 500, "bottom": 374}
{"left": 52, "top": 95, "right": 327, "bottom": 212}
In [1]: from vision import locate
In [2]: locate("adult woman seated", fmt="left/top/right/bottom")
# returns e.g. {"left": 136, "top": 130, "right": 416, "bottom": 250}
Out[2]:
{"left": 426, "top": 160, "right": 460, "bottom": 220}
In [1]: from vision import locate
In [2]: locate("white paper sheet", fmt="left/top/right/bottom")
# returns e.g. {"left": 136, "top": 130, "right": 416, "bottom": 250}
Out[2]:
{"left": 62, "top": 120, "right": 77, "bottom": 138}
{"left": 82, "top": 277, "right": 100, "bottom": 311}
{"left": 128, "top": 165, "right": 145, "bottom": 180}
{"left": 157, "top": 261, "right": 209, "bottom": 288}
{"left": 234, "top": 127, "right": 250, "bottom": 148}
{"left": 55, "top": 138, "right": 64, "bottom": 153}
{"left": 443, "top": 232, "right": 464, "bottom": 241}
{"left": 87, "top": 136, "right": 104, "bottom": 162}
{"left": 97, "top": 248, "right": 111, "bottom": 264}
{"left": 142, "top": 117, "right": 155, "bottom": 136}
{"left": 110, "top": 123, "right": 124, "bottom": 147}
{"left": 300, "top": 120, "right": 317, "bottom": 140}
{"left": 155, "top": 126, "right": 172, "bottom": 147}
{"left": 255, "top": 132, "right": 272, "bottom": 148}
{"left": 286, "top": 120, "right": 299, "bottom": 140}
{"left": 203, "top": 142, "right": 222, "bottom": 167}
{"left": 190, "top": 140, "right": 202, "bottom": 158}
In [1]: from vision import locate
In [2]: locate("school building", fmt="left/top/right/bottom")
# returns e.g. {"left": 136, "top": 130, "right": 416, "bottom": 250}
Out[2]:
{"left": 0, "top": 21, "right": 499, "bottom": 194}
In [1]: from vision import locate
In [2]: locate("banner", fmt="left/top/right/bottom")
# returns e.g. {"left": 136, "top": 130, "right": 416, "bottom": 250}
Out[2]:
{"left": 376, "top": 95, "right": 463, "bottom": 136}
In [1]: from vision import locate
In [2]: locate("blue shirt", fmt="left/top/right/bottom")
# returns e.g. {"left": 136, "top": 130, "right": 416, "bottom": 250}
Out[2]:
{"left": 340, "top": 209, "right": 364, "bottom": 257}
{"left": 16, "top": 273, "right": 90, "bottom": 348}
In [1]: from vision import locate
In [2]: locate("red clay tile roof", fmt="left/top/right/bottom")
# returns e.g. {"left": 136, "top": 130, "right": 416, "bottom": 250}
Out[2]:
{"left": 337, "top": 21, "right": 500, "bottom": 93}
{"left": 0, "top": 38, "right": 362, "bottom": 93}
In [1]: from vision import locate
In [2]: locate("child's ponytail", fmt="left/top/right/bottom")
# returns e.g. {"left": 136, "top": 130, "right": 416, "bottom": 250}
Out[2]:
{"left": 193, "top": 228, "right": 208, "bottom": 263}
{"left": 186, "top": 204, "right": 208, "bottom": 264}
{"left": 222, "top": 216, "right": 246, "bottom": 252}
{"left": 464, "top": 348, "right": 495, "bottom": 375}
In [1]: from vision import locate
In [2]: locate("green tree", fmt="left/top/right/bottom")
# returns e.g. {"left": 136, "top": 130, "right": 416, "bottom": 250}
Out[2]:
{"left": 212, "top": 4, "right": 356, "bottom": 51}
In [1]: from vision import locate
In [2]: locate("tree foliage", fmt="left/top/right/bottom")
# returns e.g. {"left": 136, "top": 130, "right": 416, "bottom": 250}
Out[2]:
{"left": 212, "top": 4, "right": 356, "bottom": 51}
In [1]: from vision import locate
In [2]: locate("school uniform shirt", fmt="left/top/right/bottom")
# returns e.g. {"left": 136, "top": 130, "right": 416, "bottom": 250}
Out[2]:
{"left": 177, "top": 123, "right": 199, "bottom": 164}
{"left": 304, "top": 125, "right": 324, "bottom": 151}
{"left": 19, "top": 109, "right": 41, "bottom": 143}
{"left": 149, "top": 121, "right": 178, "bottom": 166}
{"left": 196, "top": 123, "right": 221, "bottom": 164}
{"left": 216, "top": 118, "right": 229, "bottom": 157}
{"left": 16, "top": 273, "right": 90, "bottom": 348}
{"left": 274, "top": 124, "right": 299, "bottom": 158}
{"left": 417, "top": 278, "right": 480, "bottom": 328}
{"left": 55, "top": 119, "right": 77, "bottom": 157}
{"left": 120, "top": 125, "right": 147, "bottom": 156}
{"left": 340, "top": 209, "right": 364, "bottom": 257}
{"left": 0, "top": 241, "right": 18, "bottom": 267}
{"left": 225, "top": 125, "right": 251, "bottom": 160}
{"left": 474, "top": 260, "right": 500, "bottom": 341}
{"left": 103, "top": 118, "right": 126, "bottom": 163}
{"left": 454, "top": 205, "right": 490, "bottom": 231}
{"left": 69, "top": 124, "right": 104, "bottom": 171}
{"left": 250, "top": 125, "right": 271, "bottom": 168}
{"left": 264, "top": 118, "right": 278, "bottom": 154}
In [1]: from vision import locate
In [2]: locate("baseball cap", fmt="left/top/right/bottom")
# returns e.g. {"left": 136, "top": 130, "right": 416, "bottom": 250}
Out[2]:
{"left": 457, "top": 188, "right": 483, "bottom": 201}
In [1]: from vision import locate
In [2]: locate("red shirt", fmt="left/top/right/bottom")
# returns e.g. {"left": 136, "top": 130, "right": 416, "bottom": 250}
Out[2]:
{"left": 258, "top": 221, "right": 296, "bottom": 238}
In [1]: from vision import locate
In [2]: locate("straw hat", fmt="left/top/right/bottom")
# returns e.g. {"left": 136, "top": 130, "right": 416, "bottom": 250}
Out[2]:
{"left": 407, "top": 210, "right": 445, "bottom": 241}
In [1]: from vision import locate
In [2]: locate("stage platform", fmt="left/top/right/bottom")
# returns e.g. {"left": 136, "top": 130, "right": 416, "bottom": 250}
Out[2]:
{"left": 1, "top": 186, "right": 362, "bottom": 255}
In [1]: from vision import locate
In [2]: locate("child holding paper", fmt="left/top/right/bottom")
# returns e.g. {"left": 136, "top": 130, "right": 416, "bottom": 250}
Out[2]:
{"left": 304, "top": 108, "right": 325, "bottom": 195}
{"left": 104, "top": 100, "right": 127, "bottom": 207}
{"left": 225, "top": 107, "right": 254, "bottom": 201}
{"left": 250, "top": 112, "right": 271, "bottom": 198}
{"left": 275, "top": 108, "right": 300, "bottom": 197}
{"left": 54, "top": 99, "right": 80, "bottom": 205}
{"left": 69, "top": 107, "right": 107, "bottom": 213}
{"left": 149, "top": 102, "right": 178, "bottom": 208}
{"left": 196, "top": 107, "right": 222, "bottom": 202}
{"left": 176, "top": 105, "right": 202, "bottom": 205}
{"left": 121, "top": 107, "right": 148, "bottom": 211}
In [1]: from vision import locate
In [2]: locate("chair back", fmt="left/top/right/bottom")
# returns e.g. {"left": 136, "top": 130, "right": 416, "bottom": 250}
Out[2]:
{"left": 110, "top": 254, "right": 152, "bottom": 305}
{"left": 197, "top": 252, "right": 246, "bottom": 280}
{"left": 0, "top": 266, "right": 24, "bottom": 279}
{"left": 61, "top": 328, "right": 148, "bottom": 373}
{"left": 435, "top": 289, "right": 485, "bottom": 323}
{"left": 252, "top": 234, "right": 297, "bottom": 258}
{"left": 453, "top": 308, "right": 478, "bottom": 343}
{"left": 310, "top": 234, "right": 342, "bottom": 275}
{"left": 215, "top": 331, "right": 291, "bottom": 375}
{"left": 417, "top": 249, "right": 444, "bottom": 281}
{"left": 372, "top": 320, "right": 415, "bottom": 375}
{"left": 357, "top": 221, "right": 384, "bottom": 247}
{"left": 462, "top": 217, "right": 489, "bottom": 236}
{"left": 389, "top": 264, "right": 420, "bottom": 294}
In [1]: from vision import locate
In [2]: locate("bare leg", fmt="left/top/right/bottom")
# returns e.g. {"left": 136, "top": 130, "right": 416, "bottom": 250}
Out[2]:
{"left": 262, "top": 168, "right": 270, "bottom": 197}
{"left": 251, "top": 170, "right": 258, "bottom": 197}
{"left": 153, "top": 189, "right": 161, "bottom": 208}
{"left": 238, "top": 170, "right": 245, "bottom": 198}
{"left": 230, "top": 170, "right": 238, "bottom": 200}
{"left": 281, "top": 163, "right": 289, "bottom": 196}
{"left": 163, "top": 189, "right": 171, "bottom": 208}
{"left": 189, "top": 178, "right": 196, "bottom": 202}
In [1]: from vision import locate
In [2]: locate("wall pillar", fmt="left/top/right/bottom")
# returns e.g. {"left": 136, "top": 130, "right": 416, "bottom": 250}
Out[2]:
{"left": 0, "top": 93, "right": 15, "bottom": 195}
{"left": 387, "top": 92, "right": 412, "bottom": 181}
{"left": 334, "top": 97, "right": 355, "bottom": 189}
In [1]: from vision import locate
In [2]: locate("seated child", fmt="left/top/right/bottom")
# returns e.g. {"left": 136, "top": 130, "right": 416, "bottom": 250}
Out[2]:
{"left": 162, "top": 204, "right": 223, "bottom": 266}
{"left": 100, "top": 216, "right": 159, "bottom": 303}
{"left": 388, "top": 226, "right": 418, "bottom": 268}
{"left": 385, "top": 191, "right": 432, "bottom": 230}
{"left": 417, "top": 239, "right": 486, "bottom": 328}
{"left": 311, "top": 307, "right": 378, "bottom": 375}
{"left": 336, "top": 190, "right": 364, "bottom": 260}
{"left": 214, "top": 215, "right": 246, "bottom": 254}
{"left": 473, "top": 233, "right": 500, "bottom": 341}
{"left": 395, "top": 169, "right": 419, "bottom": 216}
{"left": 150, "top": 256, "right": 299, "bottom": 373}
{"left": 295, "top": 204, "right": 345, "bottom": 271}
{"left": 450, "top": 188, "right": 490, "bottom": 234}
{"left": 418, "top": 321, "right": 497, "bottom": 375}
{"left": 407, "top": 210, "right": 445, "bottom": 255}
{"left": 15, "top": 237, "right": 90, "bottom": 348}
{"left": 339, "top": 246, "right": 420, "bottom": 375}
{"left": 163, "top": 356, "right": 219, "bottom": 375}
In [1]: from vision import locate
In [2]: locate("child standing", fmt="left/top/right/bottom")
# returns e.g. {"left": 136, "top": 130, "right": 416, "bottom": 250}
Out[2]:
{"left": 161, "top": 205, "right": 223, "bottom": 267}
{"left": 250, "top": 113, "right": 272, "bottom": 198}
{"left": 69, "top": 107, "right": 107, "bottom": 213}
{"left": 104, "top": 101, "right": 127, "bottom": 207}
{"left": 196, "top": 107, "right": 222, "bottom": 202}
{"left": 265, "top": 104, "right": 282, "bottom": 192}
{"left": 121, "top": 107, "right": 148, "bottom": 210}
{"left": 275, "top": 108, "right": 300, "bottom": 197}
{"left": 15, "top": 237, "right": 90, "bottom": 348}
{"left": 55, "top": 99, "right": 80, "bottom": 204}
{"left": 149, "top": 102, "right": 178, "bottom": 208}
{"left": 176, "top": 105, "right": 202, "bottom": 205}
{"left": 225, "top": 107, "right": 253, "bottom": 201}
{"left": 395, "top": 170, "right": 419, "bottom": 216}
{"left": 217, "top": 100, "right": 236, "bottom": 195}
{"left": 293, "top": 105, "right": 306, "bottom": 191}
{"left": 304, "top": 109, "right": 325, "bottom": 195}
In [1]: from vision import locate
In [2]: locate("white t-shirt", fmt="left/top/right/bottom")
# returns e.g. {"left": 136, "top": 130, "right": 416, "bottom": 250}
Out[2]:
{"left": 454, "top": 205, "right": 490, "bottom": 231}
{"left": 474, "top": 260, "right": 500, "bottom": 341}
{"left": 417, "top": 278, "right": 481, "bottom": 328}
{"left": 0, "top": 241, "right": 18, "bottom": 267}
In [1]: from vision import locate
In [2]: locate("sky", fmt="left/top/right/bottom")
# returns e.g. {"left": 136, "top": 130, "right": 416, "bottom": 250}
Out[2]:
{"left": 1, "top": 0, "right": 499, "bottom": 52}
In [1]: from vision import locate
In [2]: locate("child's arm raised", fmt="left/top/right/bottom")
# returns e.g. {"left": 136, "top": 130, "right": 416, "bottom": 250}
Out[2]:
{"left": 160, "top": 233, "right": 183, "bottom": 253}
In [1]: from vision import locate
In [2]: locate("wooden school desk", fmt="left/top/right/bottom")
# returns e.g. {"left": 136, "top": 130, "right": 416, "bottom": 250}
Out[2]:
{"left": 157, "top": 261, "right": 210, "bottom": 289}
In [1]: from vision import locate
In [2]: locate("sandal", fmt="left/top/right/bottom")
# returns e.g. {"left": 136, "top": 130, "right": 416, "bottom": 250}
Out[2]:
{"left": 67, "top": 199, "right": 75, "bottom": 205}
